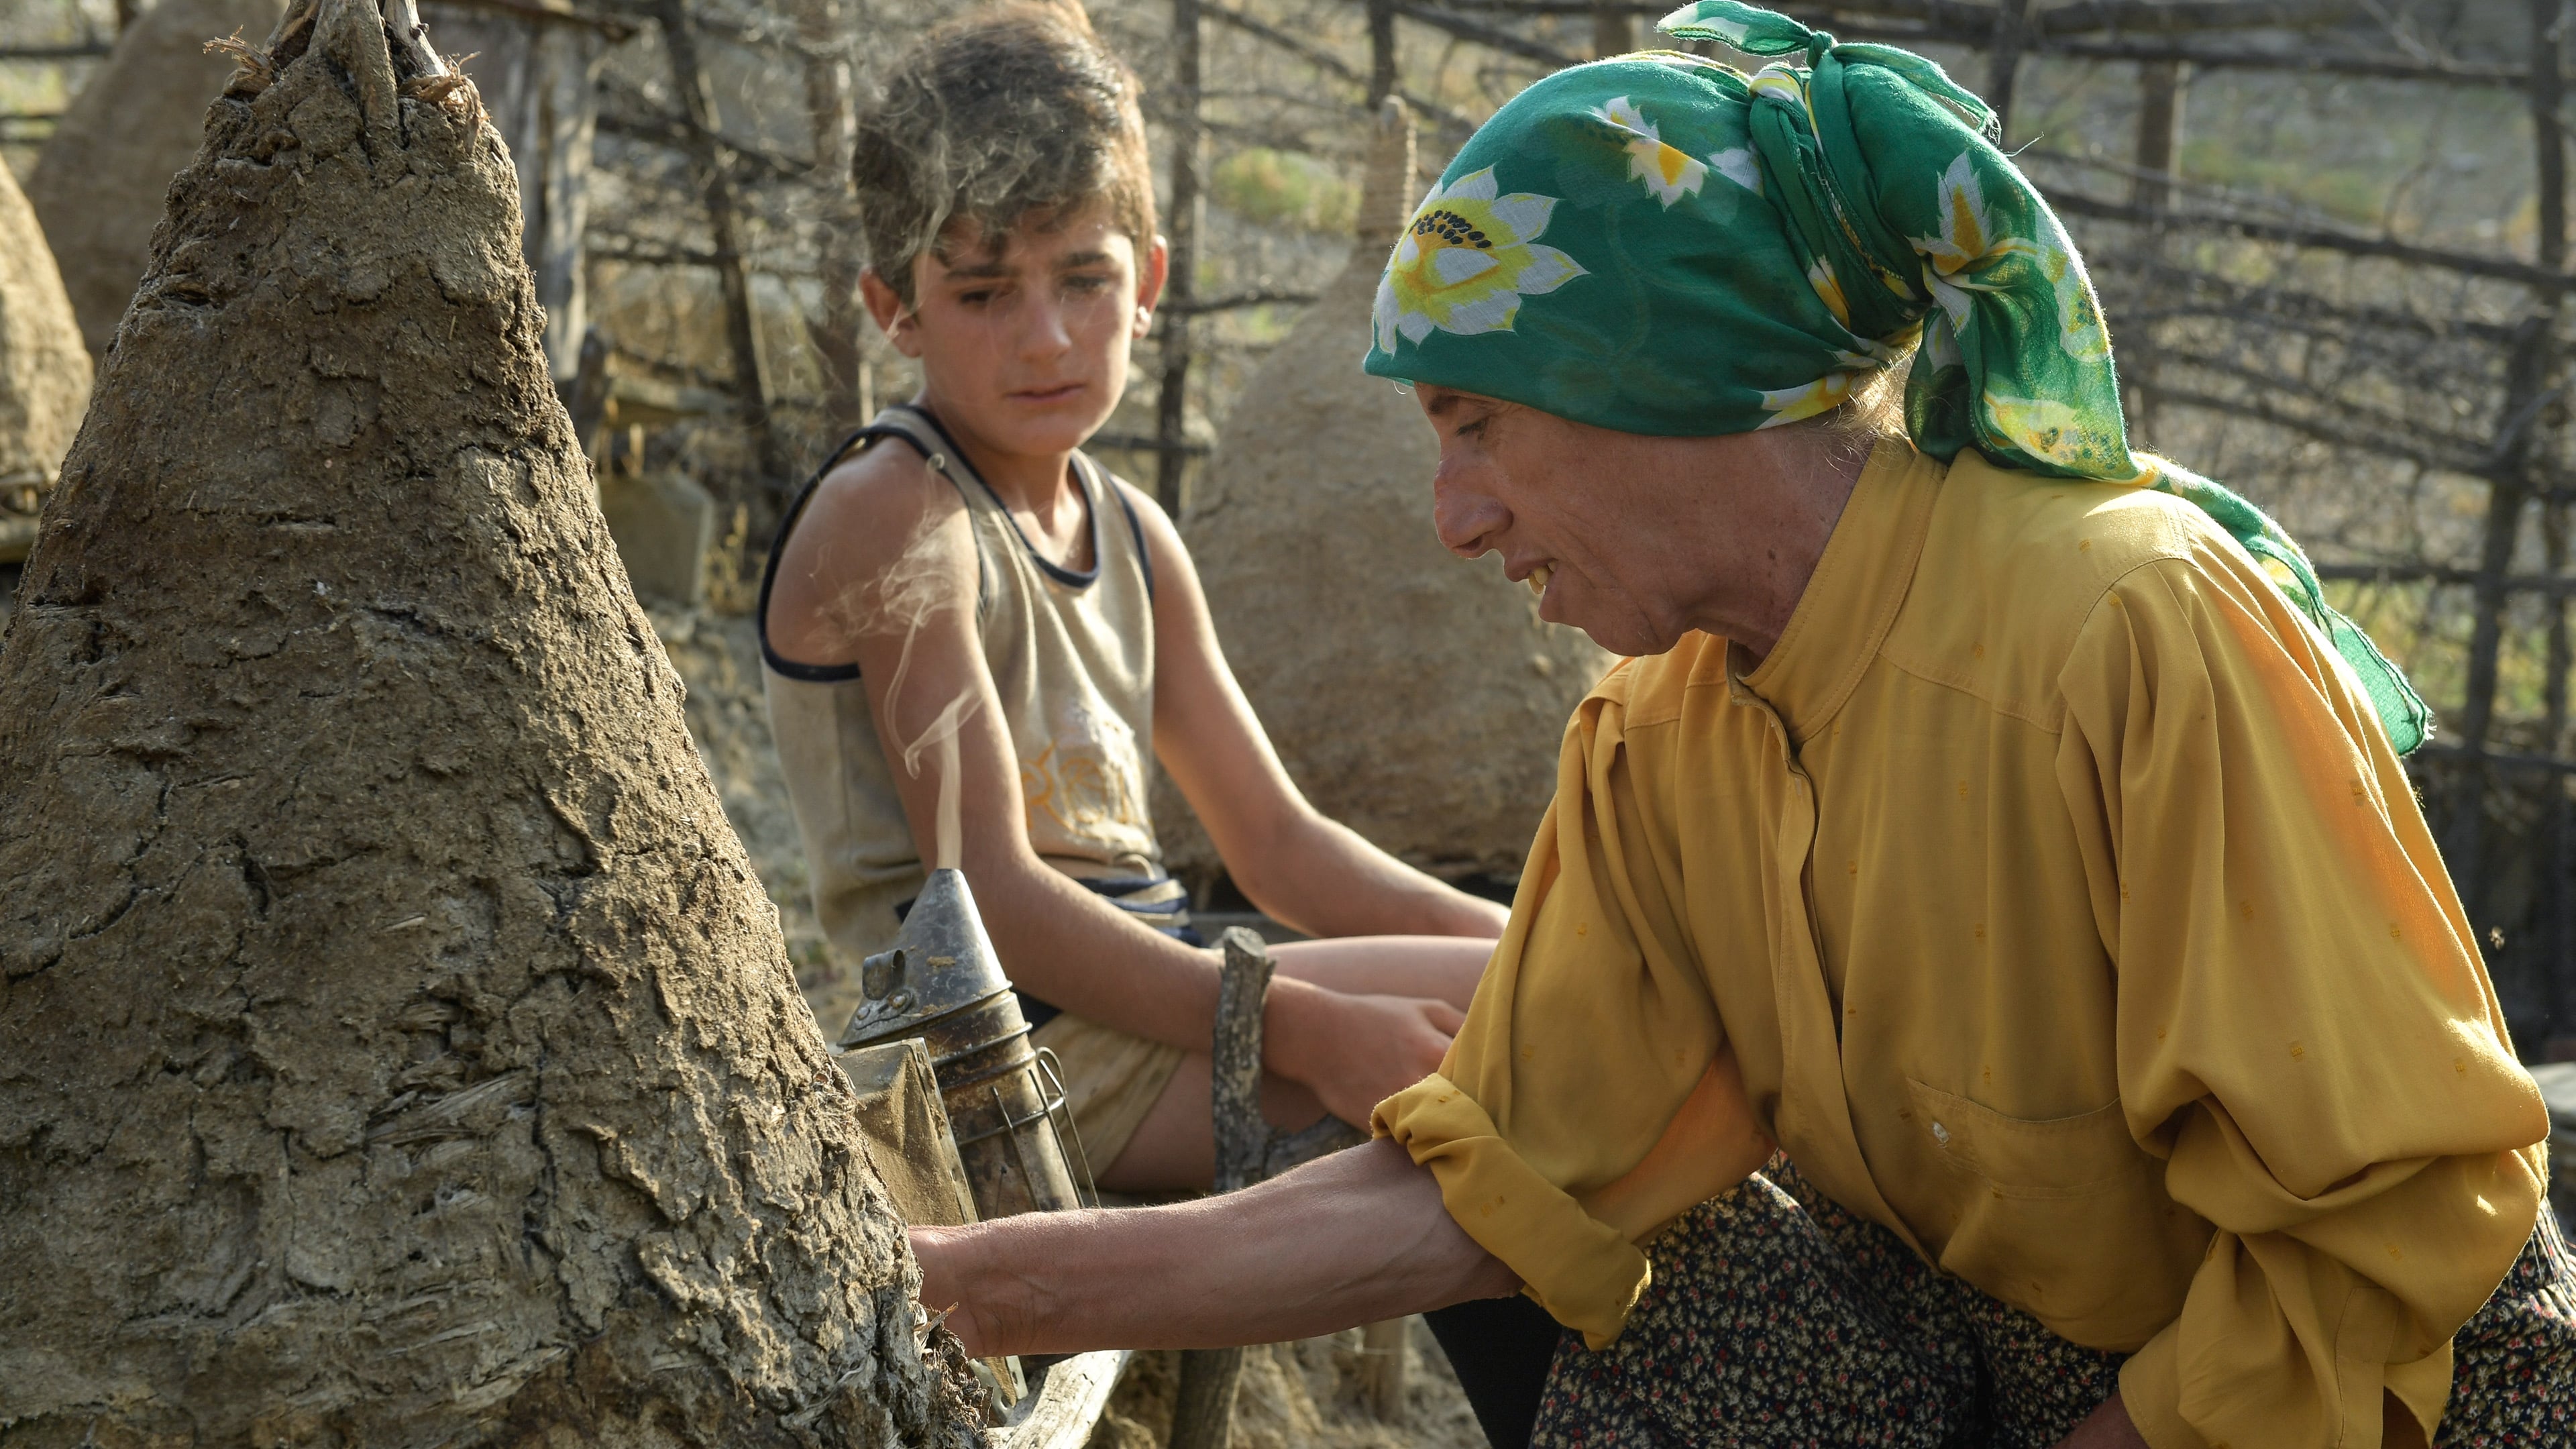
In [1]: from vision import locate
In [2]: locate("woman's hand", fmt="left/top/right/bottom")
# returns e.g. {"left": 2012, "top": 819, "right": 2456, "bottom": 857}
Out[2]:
{"left": 912, "top": 1224, "right": 1010, "bottom": 1360}
{"left": 2053, "top": 1393, "right": 2147, "bottom": 1449}
{"left": 1265, "top": 979, "right": 1465, "bottom": 1128}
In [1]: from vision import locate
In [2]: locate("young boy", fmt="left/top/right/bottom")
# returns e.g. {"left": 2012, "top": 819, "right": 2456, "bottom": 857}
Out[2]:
{"left": 761, "top": 3, "right": 1508, "bottom": 1192}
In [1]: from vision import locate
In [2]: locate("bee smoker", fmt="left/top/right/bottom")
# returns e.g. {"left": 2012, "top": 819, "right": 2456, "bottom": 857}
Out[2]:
{"left": 836, "top": 868, "right": 1095, "bottom": 1218}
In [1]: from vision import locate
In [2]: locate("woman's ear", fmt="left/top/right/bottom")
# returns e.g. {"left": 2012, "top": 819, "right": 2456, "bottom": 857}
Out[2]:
{"left": 1132, "top": 235, "right": 1171, "bottom": 339}
{"left": 861, "top": 265, "right": 926, "bottom": 359}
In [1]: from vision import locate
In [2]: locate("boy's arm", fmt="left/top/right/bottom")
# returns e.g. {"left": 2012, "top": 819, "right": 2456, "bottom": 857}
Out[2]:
{"left": 1127, "top": 481, "right": 1509, "bottom": 941}
{"left": 765, "top": 452, "right": 1458, "bottom": 1126}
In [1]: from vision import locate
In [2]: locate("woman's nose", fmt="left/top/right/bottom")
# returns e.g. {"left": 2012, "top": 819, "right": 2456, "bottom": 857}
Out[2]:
{"left": 1432, "top": 467, "right": 1509, "bottom": 559}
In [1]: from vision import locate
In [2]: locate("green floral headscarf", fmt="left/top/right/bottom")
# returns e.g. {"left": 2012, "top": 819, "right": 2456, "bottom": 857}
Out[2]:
{"left": 1363, "top": 0, "right": 2430, "bottom": 753}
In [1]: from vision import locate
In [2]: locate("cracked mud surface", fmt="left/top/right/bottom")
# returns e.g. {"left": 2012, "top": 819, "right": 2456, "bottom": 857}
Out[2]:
{"left": 0, "top": 3, "right": 975, "bottom": 1443}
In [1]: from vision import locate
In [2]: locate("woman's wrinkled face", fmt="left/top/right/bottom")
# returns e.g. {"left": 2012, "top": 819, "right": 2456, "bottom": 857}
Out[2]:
{"left": 1413, "top": 384, "right": 1700, "bottom": 659}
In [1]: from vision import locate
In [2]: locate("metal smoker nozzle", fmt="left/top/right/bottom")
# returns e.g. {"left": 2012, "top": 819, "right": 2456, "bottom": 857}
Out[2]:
{"left": 836, "top": 867, "right": 1011, "bottom": 1047}
{"left": 835, "top": 867, "right": 1093, "bottom": 1219}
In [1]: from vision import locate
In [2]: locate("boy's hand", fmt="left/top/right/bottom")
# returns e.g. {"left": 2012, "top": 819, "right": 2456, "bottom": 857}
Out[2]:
{"left": 1265, "top": 979, "right": 1465, "bottom": 1128}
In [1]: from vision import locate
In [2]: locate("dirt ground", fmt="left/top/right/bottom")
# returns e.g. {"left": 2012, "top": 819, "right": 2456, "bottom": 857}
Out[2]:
{"left": 1091, "top": 1326, "right": 1489, "bottom": 1449}
{"left": 649, "top": 600, "right": 1497, "bottom": 1449}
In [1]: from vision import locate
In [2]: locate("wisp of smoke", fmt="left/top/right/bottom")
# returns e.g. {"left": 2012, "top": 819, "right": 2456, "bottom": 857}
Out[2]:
{"left": 820, "top": 458, "right": 987, "bottom": 871}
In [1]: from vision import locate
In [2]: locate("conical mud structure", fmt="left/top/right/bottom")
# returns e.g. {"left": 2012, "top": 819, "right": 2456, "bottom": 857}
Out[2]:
{"left": 0, "top": 152, "right": 92, "bottom": 561}
{"left": 1167, "top": 102, "right": 1610, "bottom": 881}
{"left": 28, "top": 0, "right": 286, "bottom": 356}
{"left": 0, "top": 3, "right": 977, "bottom": 1443}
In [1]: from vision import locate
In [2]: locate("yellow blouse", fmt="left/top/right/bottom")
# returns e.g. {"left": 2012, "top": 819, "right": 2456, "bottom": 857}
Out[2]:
{"left": 1376, "top": 441, "right": 2550, "bottom": 1449}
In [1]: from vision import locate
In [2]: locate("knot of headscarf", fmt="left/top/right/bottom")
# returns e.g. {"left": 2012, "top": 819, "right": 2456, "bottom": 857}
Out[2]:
{"left": 1360, "top": 0, "right": 2428, "bottom": 751}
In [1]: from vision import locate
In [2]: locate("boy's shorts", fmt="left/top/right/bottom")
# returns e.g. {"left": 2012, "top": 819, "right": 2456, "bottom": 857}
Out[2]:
{"left": 1029, "top": 1010, "right": 1188, "bottom": 1176}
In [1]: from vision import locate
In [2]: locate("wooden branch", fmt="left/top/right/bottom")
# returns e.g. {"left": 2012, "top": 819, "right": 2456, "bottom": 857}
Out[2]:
{"left": 1387, "top": 3, "right": 1577, "bottom": 67}
{"left": 1340, "top": 0, "right": 2551, "bottom": 93}
{"left": 2316, "top": 561, "right": 2576, "bottom": 596}
{"left": 794, "top": 0, "right": 865, "bottom": 439}
{"left": 1357, "top": 1320, "right": 1408, "bottom": 1421}
{"left": 2130, "top": 59, "right": 2184, "bottom": 207}
{"left": 1203, "top": 2, "right": 1477, "bottom": 137}
{"left": 990, "top": 1350, "right": 1132, "bottom": 1449}
{"left": 2151, "top": 347, "right": 2493, "bottom": 468}
{"left": 2029, "top": 36, "right": 2528, "bottom": 85}
{"left": 2411, "top": 741, "right": 2576, "bottom": 775}
{"left": 1210, "top": 930, "right": 1275, "bottom": 1191}
{"left": 0, "top": 42, "right": 113, "bottom": 60}
{"left": 2145, "top": 380, "right": 2490, "bottom": 478}
{"left": 594, "top": 102, "right": 807, "bottom": 182}
{"left": 2030, "top": 0, "right": 2349, "bottom": 36}
{"left": 1370, "top": 0, "right": 1398, "bottom": 101}
{"left": 1157, "top": 0, "right": 1207, "bottom": 516}
{"left": 647, "top": 0, "right": 793, "bottom": 488}
{"left": 435, "top": 0, "right": 633, "bottom": 38}
{"left": 563, "top": 325, "right": 613, "bottom": 455}
{"left": 1414, "top": 0, "right": 2345, "bottom": 29}
{"left": 1165, "top": 288, "right": 1323, "bottom": 315}
{"left": 1169, "top": 930, "right": 1280, "bottom": 1449}
{"left": 1593, "top": 0, "right": 1635, "bottom": 57}
{"left": 2443, "top": 0, "right": 2567, "bottom": 888}
{"left": 1987, "top": 0, "right": 2031, "bottom": 142}
{"left": 2047, "top": 188, "right": 2576, "bottom": 292}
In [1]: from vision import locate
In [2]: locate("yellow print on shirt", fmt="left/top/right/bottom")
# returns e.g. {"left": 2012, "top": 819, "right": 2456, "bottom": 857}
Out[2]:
{"left": 1020, "top": 740, "right": 1148, "bottom": 842}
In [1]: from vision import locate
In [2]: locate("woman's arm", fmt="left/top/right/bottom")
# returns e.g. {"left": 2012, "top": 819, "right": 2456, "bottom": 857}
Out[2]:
{"left": 765, "top": 452, "right": 1460, "bottom": 1125}
{"left": 914, "top": 1051, "right": 1771, "bottom": 1358}
{"left": 1130, "top": 482, "right": 1509, "bottom": 942}
{"left": 913, "top": 1138, "right": 1520, "bottom": 1358}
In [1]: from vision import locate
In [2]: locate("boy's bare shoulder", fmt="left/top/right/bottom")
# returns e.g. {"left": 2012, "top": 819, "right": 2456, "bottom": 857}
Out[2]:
{"left": 788, "top": 440, "right": 973, "bottom": 575}
{"left": 768, "top": 439, "right": 975, "bottom": 667}
{"left": 812, "top": 437, "right": 971, "bottom": 539}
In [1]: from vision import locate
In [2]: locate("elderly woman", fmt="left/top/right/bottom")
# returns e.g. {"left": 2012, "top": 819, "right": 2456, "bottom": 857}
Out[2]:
{"left": 909, "top": 6, "right": 2572, "bottom": 1446}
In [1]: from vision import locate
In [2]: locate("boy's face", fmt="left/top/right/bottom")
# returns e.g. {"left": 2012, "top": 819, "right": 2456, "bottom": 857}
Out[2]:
{"left": 863, "top": 206, "right": 1167, "bottom": 460}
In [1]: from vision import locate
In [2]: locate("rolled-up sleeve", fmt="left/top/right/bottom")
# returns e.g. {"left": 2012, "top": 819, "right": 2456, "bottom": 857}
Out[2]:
{"left": 1375, "top": 667, "right": 1727, "bottom": 1348}
{"left": 2056, "top": 553, "right": 2550, "bottom": 1449}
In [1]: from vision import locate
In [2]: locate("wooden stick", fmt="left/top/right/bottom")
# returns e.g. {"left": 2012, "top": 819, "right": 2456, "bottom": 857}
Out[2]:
{"left": 646, "top": 0, "right": 794, "bottom": 491}
{"left": 1169, "top": 930, "right": 1280, "bottom": 1449}
{"left": 1155, "top": 0, "right": 1205, "bottom": 517}
{"left": 1357, "top": 1319, "right": 1409, "bottom": 1421}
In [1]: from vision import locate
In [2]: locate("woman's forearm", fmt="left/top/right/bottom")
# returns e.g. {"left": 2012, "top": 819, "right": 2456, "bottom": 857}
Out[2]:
{"left": 910, "top": 1138, "right": 1522, "bottom": 1358}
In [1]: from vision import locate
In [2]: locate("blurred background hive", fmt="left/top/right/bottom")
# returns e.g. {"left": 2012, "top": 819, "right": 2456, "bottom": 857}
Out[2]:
{"left": 1156, "top": 101, "right": 1609, "bottom": 886}
{"left": 0, "top": 133, "right": 87, "bottom": 562}
{"left": 24, "top": 0, "right": 283, "bottom": 357}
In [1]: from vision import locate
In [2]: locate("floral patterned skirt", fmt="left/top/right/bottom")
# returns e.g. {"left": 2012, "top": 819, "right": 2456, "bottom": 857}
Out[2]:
{"left": 1527, "top": 1161, "right": 2575, "bottom": 1449}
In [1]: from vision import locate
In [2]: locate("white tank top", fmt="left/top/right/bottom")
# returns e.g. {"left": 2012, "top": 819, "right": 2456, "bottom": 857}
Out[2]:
{"left": 759, "top": 405, "right": 1188, "bottom": 1024}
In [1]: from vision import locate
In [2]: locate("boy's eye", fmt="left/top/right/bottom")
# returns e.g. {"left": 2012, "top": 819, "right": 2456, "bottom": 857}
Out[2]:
{"left": 1063, "top": 272, "right": 1115, "bottom": 294}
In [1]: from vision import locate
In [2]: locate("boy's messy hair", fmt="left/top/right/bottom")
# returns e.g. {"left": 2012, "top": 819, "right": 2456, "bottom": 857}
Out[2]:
{"left": 853, "top": 3, "right": 1156, "bottom": 306}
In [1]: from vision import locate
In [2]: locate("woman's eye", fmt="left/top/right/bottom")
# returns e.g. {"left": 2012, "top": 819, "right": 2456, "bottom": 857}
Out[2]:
{"left": 958, "top": 289, "right": 996, "bottom": 306}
